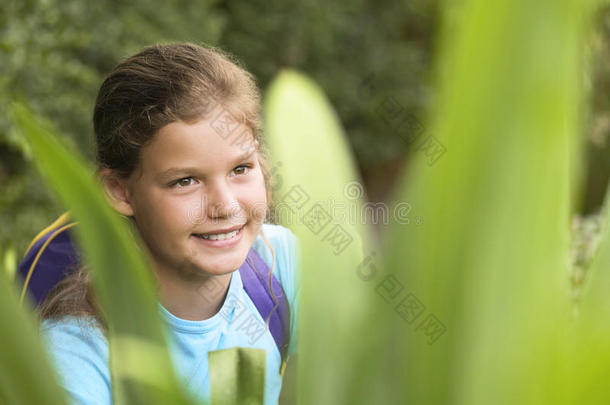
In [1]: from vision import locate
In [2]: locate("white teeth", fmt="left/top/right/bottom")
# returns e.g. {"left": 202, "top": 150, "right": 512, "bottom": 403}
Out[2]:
{"left": 200, "top": 229, "right": 239, "bottom": 241}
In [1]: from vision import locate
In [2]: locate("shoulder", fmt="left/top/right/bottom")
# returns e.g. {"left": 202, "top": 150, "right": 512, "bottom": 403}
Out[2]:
{"left": 255, "top": 223, "right": 299, "bottom": 251}
{"left": 40, "top": 316, "right": 111, "bottom": 405}
{"left": 41, "top": 316, "right": 108, "bottom": 356}
{"left": 251, "top": 223, "right": 300, "bottom": 294}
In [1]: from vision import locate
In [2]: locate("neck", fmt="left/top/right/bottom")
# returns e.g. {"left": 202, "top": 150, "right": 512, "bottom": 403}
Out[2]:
{"left": 154, "top": 266, "right": 233, "bottom": 321}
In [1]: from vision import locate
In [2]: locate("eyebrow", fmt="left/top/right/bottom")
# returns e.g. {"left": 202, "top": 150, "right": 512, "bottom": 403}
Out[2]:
{"left": 157, "top": 150, "right": 256, "bottom": 180}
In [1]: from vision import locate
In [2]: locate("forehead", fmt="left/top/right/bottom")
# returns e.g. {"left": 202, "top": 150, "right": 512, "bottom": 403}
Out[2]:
{"left": 138, "top": 118, "right": 256, "bottom": 175}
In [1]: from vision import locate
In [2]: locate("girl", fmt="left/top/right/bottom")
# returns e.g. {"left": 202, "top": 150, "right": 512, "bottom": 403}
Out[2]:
{"left": 36, "top": 42, "right": 300, "bottom": 405}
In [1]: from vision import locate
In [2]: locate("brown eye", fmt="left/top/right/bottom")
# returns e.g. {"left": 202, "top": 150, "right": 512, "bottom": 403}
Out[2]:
{"left": 233, "top": 165, "right": 250, "bottom": 176}
{"left": 174, "top": 177, "right": 195, "bottom": 187}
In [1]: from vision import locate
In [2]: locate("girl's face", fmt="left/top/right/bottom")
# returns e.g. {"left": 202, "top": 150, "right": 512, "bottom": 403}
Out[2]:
{"left": 122, "top": 117, "right": 268, "bottom": 280}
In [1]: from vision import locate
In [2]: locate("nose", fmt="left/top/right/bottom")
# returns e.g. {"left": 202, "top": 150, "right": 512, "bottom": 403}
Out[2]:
{"left": 205, "top": 180, "right": 239, "bottom": 220}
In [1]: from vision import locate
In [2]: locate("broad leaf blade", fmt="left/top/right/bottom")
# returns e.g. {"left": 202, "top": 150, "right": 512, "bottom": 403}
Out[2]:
{"left": 383, "top": 1, "right": 589, "bottom": 404}
{"left": 209, "top": 347, "right": 266, "bottom": 405}
{"left": 264, "top": 70, "right": 378, "bottom": 404}
{"left": 0, "top": 269, "right": 69, "bottom": 405}
{"left": 11, "top": 103, "right": 197, "bottom": 405}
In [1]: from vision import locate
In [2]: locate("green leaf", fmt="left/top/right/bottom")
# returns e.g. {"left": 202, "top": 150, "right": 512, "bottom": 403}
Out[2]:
{"left": 0, "top": 264, "right": 69, "bottom": 405}
{"left": 380, "top": 0, "right": 593, "bottom": 404}
{"left": 209, "top": 347, "right": 266, "bottom": 405}
{"left": 264, "top": 70, "right": 378, "bottom": 403}
{"left": 10, "top": 103, "right": 198, "bottom": 405}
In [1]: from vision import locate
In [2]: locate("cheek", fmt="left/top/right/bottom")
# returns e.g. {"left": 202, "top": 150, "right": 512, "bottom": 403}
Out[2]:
{"left": 134, "top": 192, "right": 192, "bottom": 235}
{"left": 160, "top": 196, "right": 206, "bottom": 234}
{"left": 242, "top": 174, "right": 268, "bottom": 221}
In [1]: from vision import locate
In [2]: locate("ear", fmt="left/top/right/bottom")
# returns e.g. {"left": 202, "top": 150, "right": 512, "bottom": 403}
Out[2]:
{"left": 97, "top": 168, "right": 135, "bottom": 217}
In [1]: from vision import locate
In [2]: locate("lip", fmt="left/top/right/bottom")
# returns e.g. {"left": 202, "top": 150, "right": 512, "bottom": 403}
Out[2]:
{"left": 195, "top": 224, "right": 246, "bottom": 236}
{"left": 191, "top": 224, "right": 245, "bottom": 248}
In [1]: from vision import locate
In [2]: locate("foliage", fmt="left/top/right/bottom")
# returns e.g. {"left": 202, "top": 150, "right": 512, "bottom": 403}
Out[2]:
{"left": 3, "top": 0, "right": 610, "bottom": 404}
{"left": 11, "top": 103, "right": 198, "bottom": 405}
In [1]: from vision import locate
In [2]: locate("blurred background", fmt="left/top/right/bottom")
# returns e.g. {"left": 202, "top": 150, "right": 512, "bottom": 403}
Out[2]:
{"left": 1, "top": 0, "right": 610, "bottom": 261}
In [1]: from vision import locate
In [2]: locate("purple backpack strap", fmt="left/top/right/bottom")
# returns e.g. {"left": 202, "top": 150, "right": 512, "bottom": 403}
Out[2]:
{"left": 238, "top": 248, "right": 291, "bottom": 365}
{"left": 18, "top": 218, "right": 80, "bottom": 306}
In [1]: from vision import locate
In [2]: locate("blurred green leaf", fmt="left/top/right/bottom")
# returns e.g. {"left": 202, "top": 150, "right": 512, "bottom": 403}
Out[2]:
{"left": 209, "top": 347, "right": 266, "bottom": 405}
{"left": 10, "top": 103, "right": 198, "bottom": 405}
{"left": 380, "top": 0, "right": 596, "bottom": 404}
{"left": 0, "top": 262, "right": 68, "bottom": 405}
{"left": 265, "top": 70, "right": 378, "bottom": 404}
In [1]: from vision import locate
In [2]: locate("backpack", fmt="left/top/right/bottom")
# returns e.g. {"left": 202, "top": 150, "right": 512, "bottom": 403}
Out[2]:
{"left": 18, "top": 212, "right": 291, "bottom": 372}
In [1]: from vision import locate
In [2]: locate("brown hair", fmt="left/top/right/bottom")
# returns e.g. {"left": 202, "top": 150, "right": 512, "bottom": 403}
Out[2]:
{"left": 38, "top": 43, "right": 278, "bottom": 328}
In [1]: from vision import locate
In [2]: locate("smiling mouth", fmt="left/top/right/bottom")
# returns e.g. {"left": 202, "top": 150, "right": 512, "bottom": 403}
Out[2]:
{"left": 192, "top": 224, "right": 246, "bottom": 241}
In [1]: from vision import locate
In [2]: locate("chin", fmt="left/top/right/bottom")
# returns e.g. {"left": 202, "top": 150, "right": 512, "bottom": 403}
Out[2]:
{"left": 198, "top": 252, "right": 249, "bottom": 275}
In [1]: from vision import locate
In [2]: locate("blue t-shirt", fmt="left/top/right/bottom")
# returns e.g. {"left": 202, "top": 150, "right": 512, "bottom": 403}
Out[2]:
{"left": 40, "top": 223, "right": 300, "bottom": 405}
